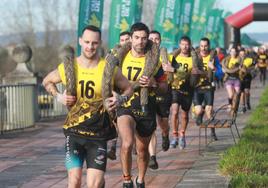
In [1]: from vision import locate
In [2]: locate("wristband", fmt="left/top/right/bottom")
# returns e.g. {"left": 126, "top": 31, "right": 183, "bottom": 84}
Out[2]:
{"left": 116, "top": 95, "right": 129, "bottom": 106}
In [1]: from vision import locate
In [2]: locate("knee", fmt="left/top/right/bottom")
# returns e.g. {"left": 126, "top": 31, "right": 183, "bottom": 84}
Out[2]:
{"left": 87, "top": 179, "right": 104, "bottom": 188}
{"left": 171, "top": 108, "right": 178, "bottom": 117}
{"left": 68, "top": 174, "right": 82, "bottom": 188}
{"left": 121, "top": 140, "right": 133, "bottom": 153}
{"left": 194, "top": 106, "right": 202, "bottom": 115}
{"left": 181, "top": 112, "right": 189, "bottom": 120}
{"left": 136, "top": 146, "right": 149, "bottom": 158}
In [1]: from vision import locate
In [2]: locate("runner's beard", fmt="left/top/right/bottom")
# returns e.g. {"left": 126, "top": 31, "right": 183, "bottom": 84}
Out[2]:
{"left": 83, "top": 50, "right": 97, "bottom": 60}
{"left": 201, "top": 50, "right": 208, "bottom": 56}
{"left": 133, "top": 45, "right": 145, "bottom": 54}
{"left": 181, "top": 48, "right": 190, "bottom": 56}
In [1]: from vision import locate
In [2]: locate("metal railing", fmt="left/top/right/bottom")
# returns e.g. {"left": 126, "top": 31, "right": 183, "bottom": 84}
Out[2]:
{"left": 37, "top": 83, "right": 67, "bottom": 119}
{"left": 0, "top": 84, "right": 36, "bottom": 133}
{"left": 0, "top": 83, "right": 67, "bottom": 133}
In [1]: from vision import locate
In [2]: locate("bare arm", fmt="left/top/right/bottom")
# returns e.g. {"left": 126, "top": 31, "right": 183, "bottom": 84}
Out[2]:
{"left": 42, "top": 69, "right": 76, "bottom": 106}
{"left": 42, "top": 69, "right": 62, "bottom": 96}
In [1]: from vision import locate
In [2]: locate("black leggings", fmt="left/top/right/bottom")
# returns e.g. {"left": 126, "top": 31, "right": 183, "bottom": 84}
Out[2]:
{"left": 259, "top": 67, "right": 266, "bottom": 85}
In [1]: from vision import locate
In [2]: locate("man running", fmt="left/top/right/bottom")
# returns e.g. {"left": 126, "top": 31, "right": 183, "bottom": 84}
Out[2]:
{"left": 148, "top": 30, "right": 171, "bottom": 170}
{"left": 42, "top": 25, "right": 133, "bottom": 188}
{"left": 194, "top": 37, "right": 218, "bottom": 140}
{"left": 257, "top": 46, "right": 268, "bottom": 86}
{"left": 162, "top": 36, "right": 199, "bottom": 149}
{"left": 107, "top": 31, "right": 131, "bottom": 160}
{"left": 113, "top": 22, "right": 167, "bottom": 187}
{"left": 239, "top": 48, "right": 254, "bottom": 112}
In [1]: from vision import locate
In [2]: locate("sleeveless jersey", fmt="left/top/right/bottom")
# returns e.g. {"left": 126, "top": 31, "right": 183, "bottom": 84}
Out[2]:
{"left": 171, "top": 55, "right": 193, "bottom": 90}
{"left": 121, "top": 51, "right": 164, "bottom": 108}
{"left": 58, "top": 59, "right": 117, "bottom": 140}
{"left": 258, "top": 54, "right": 267, "bottom": 68}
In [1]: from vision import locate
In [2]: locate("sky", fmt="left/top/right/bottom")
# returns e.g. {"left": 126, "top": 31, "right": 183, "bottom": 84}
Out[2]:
{"left": 0, "top": 0, "right": 268, "bottom": 36}
{"left": 217, "top": 0, "right": 268, "bottom": 33}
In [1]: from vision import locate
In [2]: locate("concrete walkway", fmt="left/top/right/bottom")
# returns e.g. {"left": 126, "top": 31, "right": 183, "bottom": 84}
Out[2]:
{"left": 0, "top": 80, "right": 264, "bottom": 188}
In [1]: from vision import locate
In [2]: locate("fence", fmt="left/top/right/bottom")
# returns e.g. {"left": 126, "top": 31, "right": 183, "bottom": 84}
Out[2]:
{"left": 0, "top": 83, "right": 67, "bottom": 134}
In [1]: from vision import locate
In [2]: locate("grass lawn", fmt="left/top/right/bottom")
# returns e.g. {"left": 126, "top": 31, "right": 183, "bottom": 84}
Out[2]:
{"left": 219, "top": 87, "right": 268, "bottom": 187}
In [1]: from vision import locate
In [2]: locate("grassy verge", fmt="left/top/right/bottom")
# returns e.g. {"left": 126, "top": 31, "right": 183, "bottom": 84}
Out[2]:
{"left": 219, "top": 87, "right": 268, "bottom": 188}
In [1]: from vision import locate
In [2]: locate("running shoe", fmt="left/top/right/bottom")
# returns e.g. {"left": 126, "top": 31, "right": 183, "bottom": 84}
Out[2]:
{"left": 162, "top": 135, "right": 170, "bottom": 151}
{"left": 148, "top": 155, "right": 158, "bottom": 170}
{"left": 123, "top": 180, "right": 133, "bottom": 188}
{"left": 178, "top": 135, "right": 186, "bottom": 150}
{"left": 135, "top": 177, "right": 145, "bottom": 188}
{"left": 170, "top": 138, "right": 178, "bottom": 148}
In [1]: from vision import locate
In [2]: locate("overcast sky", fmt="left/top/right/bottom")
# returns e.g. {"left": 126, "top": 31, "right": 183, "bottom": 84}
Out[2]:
{"left": 217, "top": 0, "right": 268, "bottom": 33}
{"left": 0, "top": 0, "right": 268, "bottom": 35}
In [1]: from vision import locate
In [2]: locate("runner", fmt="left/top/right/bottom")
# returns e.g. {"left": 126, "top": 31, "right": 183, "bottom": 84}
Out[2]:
{"left": 239, "top": 48, "right": 254, "bottom": 112}
{"left": 107, "top": 31, "right": 131, "bottom": 161}
{"left": 194, "top": 37, "right": 218, "bottom": 141}
{"left": 112, "top": 22, "right": 167, "bottom": 187}
{"left": 256, "top": 46, "right": 268, "bottom": 86}
{"left": 148, "top": 30, "right": 171, "bottom": 170}
{"left": 162, "top": 36, "right": 201, "bottom": 150}
{"left": 222, "top": 47, "right": 243, "bottom": 113}
{"left": 42, "top": 25, "right": 133, "bottom": 188}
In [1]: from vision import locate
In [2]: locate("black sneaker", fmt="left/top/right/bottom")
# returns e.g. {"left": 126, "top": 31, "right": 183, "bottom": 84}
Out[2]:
{"left": 135, "top": 177, "right": 145, "bottom": 188}
{"left": 148, "top": 155, "right": 158, "bottom": 170}
{"left": 242, "top": 106, "right": 246, "bottom": 113}
{"left": 107, "top": 148, "right": 116, "bottom": 160}
{"left": 196, "top": 114, "right": 203, "bottom": 126}
{"left": 247, "top": 103, "right": 251, "bottom": 110}
{"left": 162, "top": 135, "right": 170, "bottom": 151}
{"left": 123, "top": 180, "right": 133, "bottom": 188}
{"left": 211, "top": 129, "right": 218, "bottom": 141}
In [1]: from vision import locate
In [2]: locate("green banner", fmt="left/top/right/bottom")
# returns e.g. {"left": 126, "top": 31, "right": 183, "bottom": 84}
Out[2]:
{"left": 77, "top": 0, "right": 104, "bottom": 55}
{"left": 108, "top": 0, "right": 143, "bottom": 49}
{"left": 154, "top": 0, "right": 181, "bottom": 52}
{"left": 204, "top": 9, "right": 223, "bottom": 48}
{"left": 218, "top": 11, "right": 232, "bottom": 48}
{"left": 135, "top": 0, "right": 143, "bottom": 22}
{"left": 211, "top": 9, "right": 224, "bottom": 47}
{"left": 190, "top": 0, "right": 215, "bottom": 46}
{"left": 178, "top": 0, "right": 195, "bottom": 39}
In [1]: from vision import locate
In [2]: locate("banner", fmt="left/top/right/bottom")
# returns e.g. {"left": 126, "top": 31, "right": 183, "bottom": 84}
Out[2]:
{"left": 154, "top": 0, "right": 181, "bottom": 51}
{"left": 77, "top": 0, "right": 104, "bottom": 55}
{"left": 211, "top": 9, "right": 224, "bottom": 47}
{"left": 177, "top": 0, "right": 194, "bottom": 39}
{"left": 205, "top": 9, "right": 223, "bottom": 48}
{"left": 108, "top": 0, "right": 143, "bottom": 49}
{"left": 190, "top": 0, "right": 215, "bottom": 46}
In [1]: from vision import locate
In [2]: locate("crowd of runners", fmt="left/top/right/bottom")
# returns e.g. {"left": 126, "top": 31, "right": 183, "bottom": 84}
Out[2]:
{"left": 42, "top": 22, "right": 268, "bottom": 188}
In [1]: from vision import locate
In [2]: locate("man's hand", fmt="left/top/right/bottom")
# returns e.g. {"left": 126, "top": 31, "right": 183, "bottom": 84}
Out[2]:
{"left": 56, "top": 90, "right": 76, "bottom": 106}
{"left": 208, "top": 61, "right": 215, "bottom": 70}
{"left": 104, "top": 91, "right": 117, "bottom": 112}
{"left": 104, "top": 91, "right": 129, "bottom": 112}
{"left": 162, "top": 63, "right": 174, "bottom": 72}
{"left": 139, "top": 76, "right": 157, "bottom": 88}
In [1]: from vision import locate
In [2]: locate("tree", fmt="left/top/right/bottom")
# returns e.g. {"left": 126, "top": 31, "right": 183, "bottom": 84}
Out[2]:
{"left": 1, "top": 0, "right": 79, "bottom": 77}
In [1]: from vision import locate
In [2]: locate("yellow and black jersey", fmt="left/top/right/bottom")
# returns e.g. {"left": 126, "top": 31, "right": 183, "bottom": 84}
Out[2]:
{"left": 171, "top": 55, "right": 193, "bottom": 91}
{"left": 227, "top": 57, "right": 240, "bottom": 69}
{"left": 121, "top": 51, "right": 165, "bottom": 83}
{"left": 257, "top": 54, "right": 267, "bottom": 68}
{"left": 243, "top": 57, "right": 254, "bottom": 68}
{"left": 58, "top": 59, "right": 117, "bottom": 140}
{"left": 196, "top": 54, "right": 214, "bottom": 88}
{"left": 121, "top": 51, "right": 165, "bottom": 108}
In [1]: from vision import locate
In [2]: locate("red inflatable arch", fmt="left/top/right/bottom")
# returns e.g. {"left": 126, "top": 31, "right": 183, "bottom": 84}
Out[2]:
{"left": 224, "top": 3, "right": 268, "bottom": 48}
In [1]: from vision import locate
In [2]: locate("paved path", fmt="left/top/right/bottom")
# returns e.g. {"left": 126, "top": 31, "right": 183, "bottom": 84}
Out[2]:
{"left": 0, "top": 80, "right": 264, "bottom": 188}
